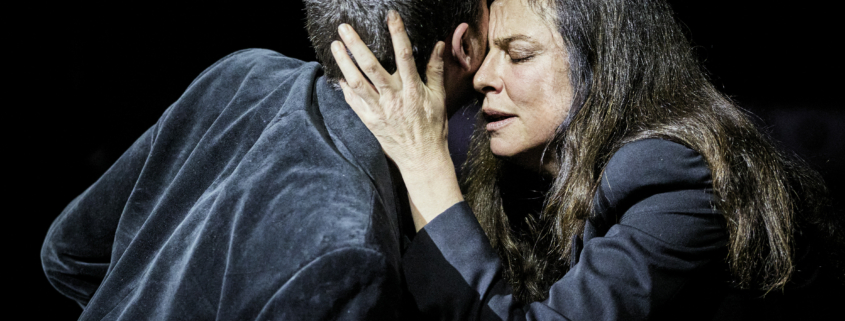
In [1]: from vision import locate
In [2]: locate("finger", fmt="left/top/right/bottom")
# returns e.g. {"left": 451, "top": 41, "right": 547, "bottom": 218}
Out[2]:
{"left": 338, "top": 80, "right": 359, "bottom": 110}
{"left": 339, "top": 80, "right": 367, "bottom": 114}
{"left": 337, "top": 23, "right": 396, "bottom": 93}
{"left": 386, "top": 10, "right": 420, "bottom": 87}
{"left": 340, "top": 79, "right": 383, "bottom": 124}
{"left": 425, "top": 42, "right": 446, "bottom": 97}
{"left": 331, "top": 41, "right": 380, "bottom": 108}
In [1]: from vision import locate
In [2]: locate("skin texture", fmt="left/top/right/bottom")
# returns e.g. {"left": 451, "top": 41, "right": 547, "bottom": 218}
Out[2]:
{"left": 474, "top": 0, "right": 573, "bottom": 174}
{"left": 330, "top": 0, "right": 572, "bottom": 230}
{"left": 331, "top": 5, "right": 492, "bottom": 229}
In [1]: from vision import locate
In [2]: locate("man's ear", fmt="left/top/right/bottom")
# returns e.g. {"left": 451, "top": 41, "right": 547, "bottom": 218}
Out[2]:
{"left": 450, "top": 23, "right": 474, "bottom": 71}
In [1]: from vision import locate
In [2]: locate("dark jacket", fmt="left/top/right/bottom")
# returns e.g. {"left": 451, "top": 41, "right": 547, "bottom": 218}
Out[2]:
{"left": 403, "top": 139, "right": 839, "bottom": 320}
{"left": 41, "top": 49, "right": 413, "bottom": 320}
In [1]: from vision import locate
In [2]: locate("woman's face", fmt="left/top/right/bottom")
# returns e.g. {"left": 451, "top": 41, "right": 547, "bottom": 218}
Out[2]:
{"left": 473, "top": 0, "right": 573, "bottom": 173}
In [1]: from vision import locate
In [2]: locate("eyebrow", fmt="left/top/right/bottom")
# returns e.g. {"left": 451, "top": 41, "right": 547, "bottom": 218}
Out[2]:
{"left": 493, "top": 35, "right": 536, "bottom": 49}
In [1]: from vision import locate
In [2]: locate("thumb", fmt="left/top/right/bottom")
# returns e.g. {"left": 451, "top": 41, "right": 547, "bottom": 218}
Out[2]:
{"left": 425, "top": 42, "right": 446, "bottom": 97}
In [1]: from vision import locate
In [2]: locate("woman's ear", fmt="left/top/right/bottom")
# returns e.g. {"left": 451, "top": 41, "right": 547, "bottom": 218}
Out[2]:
{"left": 450, "top": 23, "right": 473, "bottom": 71}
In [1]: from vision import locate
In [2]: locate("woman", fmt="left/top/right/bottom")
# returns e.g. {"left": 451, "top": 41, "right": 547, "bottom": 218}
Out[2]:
{"left": 331, "top": 0, "right": 842, "bottom": 319}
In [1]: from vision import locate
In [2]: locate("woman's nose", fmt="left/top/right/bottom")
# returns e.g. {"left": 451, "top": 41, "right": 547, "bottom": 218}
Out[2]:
{"left": 473, "top": 54, "right": 501, "bottom": 94}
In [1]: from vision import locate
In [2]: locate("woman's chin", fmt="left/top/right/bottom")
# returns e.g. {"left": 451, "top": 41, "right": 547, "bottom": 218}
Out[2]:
{"left": 490, "top": 140, "right": 551, "bottom": 174}
{"left": 489, "top": 139, "right": 520, "bottom": 159}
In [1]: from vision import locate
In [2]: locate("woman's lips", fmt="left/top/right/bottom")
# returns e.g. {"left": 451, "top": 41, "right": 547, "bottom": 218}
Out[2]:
{"left": 484, "top": 109, "right": 517, "bottom": 131}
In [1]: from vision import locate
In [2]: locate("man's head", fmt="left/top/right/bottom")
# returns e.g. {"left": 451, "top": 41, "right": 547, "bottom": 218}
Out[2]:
{"left": 305, "top": 0, "right": 490, "bottom": 111}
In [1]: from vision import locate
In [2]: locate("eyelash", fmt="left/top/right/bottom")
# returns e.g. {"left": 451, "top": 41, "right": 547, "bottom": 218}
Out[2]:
{"left": 509, "top": 54, "right": 533, "bottom": 63}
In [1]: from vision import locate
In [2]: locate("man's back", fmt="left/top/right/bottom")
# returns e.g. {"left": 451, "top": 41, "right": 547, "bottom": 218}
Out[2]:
{"left": 42, "top": 49, "right": 408, "bottom": 319}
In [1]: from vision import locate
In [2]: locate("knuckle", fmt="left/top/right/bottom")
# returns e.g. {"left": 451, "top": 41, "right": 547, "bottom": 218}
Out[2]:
{"left": 363, "top": 62, "right": 380, "bottom": 75}
{"left": 427, "top": 62, "right": 444, "bottom": 74}
{"left": 398, "top": 47, "right": 414, "bottom": 61}
{"left": 389, "top": 19, "right": 403, "bottom": 32}
{"left": 347, "top": 79, "right": 364, "bottom": 90}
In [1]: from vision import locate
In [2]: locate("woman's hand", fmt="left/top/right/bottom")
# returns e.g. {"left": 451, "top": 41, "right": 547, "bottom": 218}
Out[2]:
{"left": 331, "top": 11, "right": 448, "bottom": 173}
{"left": 331, "top": 11, "right": 463, "bottom": 230}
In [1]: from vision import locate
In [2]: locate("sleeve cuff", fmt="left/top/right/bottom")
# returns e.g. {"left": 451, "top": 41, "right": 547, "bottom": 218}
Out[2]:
{"left": 402, "top": 202, "right": 506, "bottom": 319}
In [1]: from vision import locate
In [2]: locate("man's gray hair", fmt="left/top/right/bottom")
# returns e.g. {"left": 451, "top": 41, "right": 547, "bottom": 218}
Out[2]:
{"left": 304, "top": 0, "right": 484, "bottom": 83}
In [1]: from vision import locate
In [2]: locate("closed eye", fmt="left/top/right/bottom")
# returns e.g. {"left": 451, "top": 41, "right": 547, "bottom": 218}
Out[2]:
{"left": 494, "top": 35, "right": 540, "bottom": 64}
{"left": 510, "top": 55, "right": 534, "bottom": 63}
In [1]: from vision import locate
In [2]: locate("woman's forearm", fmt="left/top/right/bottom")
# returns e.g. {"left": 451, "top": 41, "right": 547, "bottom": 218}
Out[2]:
{"left": 397, "top": 147, "right": 464, "bottom": 231}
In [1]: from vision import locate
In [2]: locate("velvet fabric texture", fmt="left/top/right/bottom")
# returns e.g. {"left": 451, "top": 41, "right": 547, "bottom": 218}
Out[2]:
{"left": 403, "top": 139, "right": 835, "bottom": 320}
{"left": 41, "top": 49, "right": 415, "bottom": 320}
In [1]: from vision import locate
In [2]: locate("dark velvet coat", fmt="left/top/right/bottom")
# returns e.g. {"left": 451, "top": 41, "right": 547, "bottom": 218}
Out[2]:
{"left": 41, "top": 49, "right": 414, "bottom": 320}
{"left": 404, "top": 139, "right": 839, "bottom": 321}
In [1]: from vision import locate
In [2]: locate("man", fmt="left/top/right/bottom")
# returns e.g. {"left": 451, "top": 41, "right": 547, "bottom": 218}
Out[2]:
{"left": 41, "top": 0, "right": 489, "bottom": 319}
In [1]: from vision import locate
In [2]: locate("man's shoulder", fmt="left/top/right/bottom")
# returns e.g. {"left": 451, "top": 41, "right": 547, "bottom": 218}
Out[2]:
{"left": 157, "top": 49, "right": 324, "bottom": 135}
{"left": 192, "top": 49, "right": 320, "bottom": 87}
{"left": 216, "top": 49, "right": 311, "bottom": 70}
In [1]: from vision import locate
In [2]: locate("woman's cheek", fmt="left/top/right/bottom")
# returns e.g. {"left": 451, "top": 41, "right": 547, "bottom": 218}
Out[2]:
{"left": 507, "top": 64, "right": 547, "bottom": 107}
{"left": 510, "top": 64, "right": 559, "bottom": 123}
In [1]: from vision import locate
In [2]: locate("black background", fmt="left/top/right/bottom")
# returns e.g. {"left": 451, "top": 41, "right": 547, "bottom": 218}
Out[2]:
{"left": 17, "top": 1, "right": 842, "bottom": 318}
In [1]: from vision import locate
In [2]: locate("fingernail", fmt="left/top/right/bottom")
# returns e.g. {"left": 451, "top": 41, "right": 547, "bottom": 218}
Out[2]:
{"left": 388, "top": 10, "right": 398, "bottom": 22}
{"left": 331, "top": 41, "right": 341, "bottom": 53}
{"left": 338, "top": 24, "right": 350, "bottom": 37}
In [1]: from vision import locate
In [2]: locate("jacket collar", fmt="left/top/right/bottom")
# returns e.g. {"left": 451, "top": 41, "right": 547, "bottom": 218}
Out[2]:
{"left": 313, "top": 76, "right": 414, "bottom": 247}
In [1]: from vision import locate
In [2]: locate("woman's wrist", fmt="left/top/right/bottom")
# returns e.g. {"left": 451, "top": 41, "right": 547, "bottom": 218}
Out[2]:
{"left": 396, "top": 147, "right": 464, "bottom": 231}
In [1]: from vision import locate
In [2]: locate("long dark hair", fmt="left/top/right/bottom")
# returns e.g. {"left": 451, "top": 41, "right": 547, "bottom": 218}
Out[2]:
{"left": 463, "top": 0, "right": 842, "bottom": 303}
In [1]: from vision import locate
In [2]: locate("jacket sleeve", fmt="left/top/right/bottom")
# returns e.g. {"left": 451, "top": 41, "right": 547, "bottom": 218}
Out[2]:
{"left": 402, "top": 139, "right": 727, "bottom": 320}
{"left": 40, "top": 125, "right": 155, "bottom": 307}
{"left": 38, "top": 49, "right": 274, "bottom": 308}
